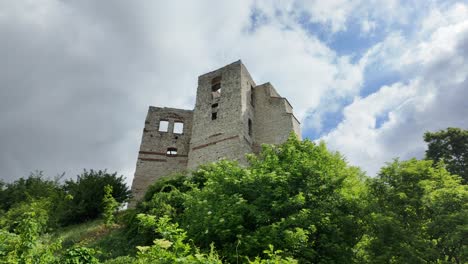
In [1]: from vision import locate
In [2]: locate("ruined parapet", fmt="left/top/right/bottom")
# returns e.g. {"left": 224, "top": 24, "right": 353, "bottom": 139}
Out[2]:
{"left": 129, "top": 107, "right": 193, "bottom": 208}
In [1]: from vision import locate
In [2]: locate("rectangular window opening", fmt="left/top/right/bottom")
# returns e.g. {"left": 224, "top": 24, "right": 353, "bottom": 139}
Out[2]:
{"left": 166, "top": 147, "right": 177, "bottom": 156}
{"left": 158, "top": 120, "right": 169, "bottom": 132}
{"left": 212, "top": 112, "right": 218, "bottom": 120}
{"left": 174, "top": 122, "right": 184, "bottom": 134}
{"left": 248, "top": 119, "right": 252, "bottom": 136}
{"left": 211, "top": 103, "right": 218, "bottom": 108}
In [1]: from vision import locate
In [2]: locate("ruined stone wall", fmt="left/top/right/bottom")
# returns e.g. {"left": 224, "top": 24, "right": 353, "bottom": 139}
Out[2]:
{"left": 253, "top": 83, "right": 301, "bottom": 146}
{"left": 129, "top": 107, "right": 193, "bottom": 207}
{"left": 130, "top": 60, "right": 301, "bottom": 207}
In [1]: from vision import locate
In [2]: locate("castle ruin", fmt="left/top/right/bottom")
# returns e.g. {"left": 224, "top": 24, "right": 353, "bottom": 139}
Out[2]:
{"left": 130, "top": 61, "right": 301, "bottom": 207}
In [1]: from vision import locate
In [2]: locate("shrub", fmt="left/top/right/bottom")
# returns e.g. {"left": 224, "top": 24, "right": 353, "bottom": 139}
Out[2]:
{"left": 0, "top": 171, "right": 63, "bottom": 212}
{"left": 62, "top": 246, "right": 100, "bottom": 264}
{"left": 0, "top": 199, "right": 62, "bottom": 263}
{"left": 102, "top": 185, "right": 118, "bottom": 226}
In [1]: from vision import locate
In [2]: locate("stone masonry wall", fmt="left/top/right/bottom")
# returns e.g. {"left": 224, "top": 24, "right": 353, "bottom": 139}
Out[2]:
{"left": 187, "top": 61, "right": 253, "bottom": 170}
{"left": 253, "top": 83, "right": 301, "bottom": 147}
{"left": 129, "top": 107, "right": 193, "bottom": 207}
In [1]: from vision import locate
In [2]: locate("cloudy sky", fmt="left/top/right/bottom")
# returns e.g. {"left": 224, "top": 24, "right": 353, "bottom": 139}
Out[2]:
{"left": 1, "top": 0, "right": 467, "bottom": 184}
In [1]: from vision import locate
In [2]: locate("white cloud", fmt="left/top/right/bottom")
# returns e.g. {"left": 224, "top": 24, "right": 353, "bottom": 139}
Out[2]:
{"left": 297, "top": 0, "right": 361, "bottom": 32}
{"left": 322, "top": 3, "right": 468, "bottom": 175}
{"left": 293, "top": 0, "right": 427, "bottom": 35}
{"left": 361, "top": 19, "right": 377, "bottom": 33}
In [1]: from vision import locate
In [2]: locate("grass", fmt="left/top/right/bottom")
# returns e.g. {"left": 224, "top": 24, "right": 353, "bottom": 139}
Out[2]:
{"left": 55, "top": 218, "right": 105, "bottom": 248}
{"left": 53, "top": 216, "right": 138, "bottom": 261}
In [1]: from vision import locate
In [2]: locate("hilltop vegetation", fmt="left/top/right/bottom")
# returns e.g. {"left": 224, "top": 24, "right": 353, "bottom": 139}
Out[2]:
{"left": 0, "top": 129, "right": 466, "bottom": 263}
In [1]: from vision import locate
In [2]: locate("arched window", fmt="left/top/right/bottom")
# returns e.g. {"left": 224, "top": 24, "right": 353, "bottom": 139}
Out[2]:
{"left": 166, "top": 147, "right": 178, "bottom": 156}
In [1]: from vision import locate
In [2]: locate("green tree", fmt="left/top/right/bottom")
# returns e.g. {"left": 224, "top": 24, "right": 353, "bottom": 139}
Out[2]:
{"left": 361, "top": 159, "right": 467, "bottom": 263}
{"left": 138, "top": 135, "right": 368, "bottom": 263}
{"left": 424, "top": 127, "right": 468, "bottom": 183}
{"left": 60, "top": 170, "right": 131, "bottom": 225}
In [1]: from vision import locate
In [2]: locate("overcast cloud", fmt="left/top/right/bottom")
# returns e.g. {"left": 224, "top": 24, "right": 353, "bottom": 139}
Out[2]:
{"left": 0, "top": 0, "right": 467, "bottom": 184}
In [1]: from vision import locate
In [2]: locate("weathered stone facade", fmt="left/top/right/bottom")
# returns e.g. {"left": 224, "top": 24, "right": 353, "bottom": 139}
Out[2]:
{"left": 129, "top": 61, "right": 301, "bottom": 207}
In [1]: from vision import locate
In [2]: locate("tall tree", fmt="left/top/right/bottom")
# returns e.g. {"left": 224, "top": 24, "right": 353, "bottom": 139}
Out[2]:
{"left": 424, "top": 127, "right": 468, "bottom": 184}
{"left": 362, "top": 159, "right": 467, "bottom": 263}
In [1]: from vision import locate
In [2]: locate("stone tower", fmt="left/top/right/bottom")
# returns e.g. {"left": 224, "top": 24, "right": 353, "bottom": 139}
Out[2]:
{"left": 130, "top": 61, "right": 300, "bottom": 207}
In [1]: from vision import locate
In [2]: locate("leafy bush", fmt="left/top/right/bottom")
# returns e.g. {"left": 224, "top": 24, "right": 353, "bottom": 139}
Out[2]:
{"left": 0, "top": 199, "right": 51, "bottom": 233}
{"left": 62, "top": 246, "right": 100, "bottom": 264}
{"left": 248, "top": 245, "right": 297, "bottom": 264}
{"left": 0, "top": 199, "right": 62, "bottom": 263}
{"left": 102, "top": 185, "right": 119, "bottom": 226}
{"left": 134, "top": 214, "right": 223, "bottom": 263}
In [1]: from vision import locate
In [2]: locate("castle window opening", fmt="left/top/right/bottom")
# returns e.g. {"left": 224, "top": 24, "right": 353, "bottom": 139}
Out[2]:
{"left": 248, "top": 118, "right": 252, "bottom": 136}
{"left": 166, "top": 147, "right": 178, "bottom": 156}
{"left": 212, "top": 103, "right": 218, "bottom": 109}
{"left": 211, "top": 76, "right": 222, "bottom": 99}
{"left": 158, "top": 120, "right": 169, "bottom": 132}
{"left": 174, "top": 122, "right": 184, "bottom": 134}
{"left": 212, "top": 112, "right": 218, "bottom": 120}
{"left": 250, "top": 85, "right": 255, "bottom": 107}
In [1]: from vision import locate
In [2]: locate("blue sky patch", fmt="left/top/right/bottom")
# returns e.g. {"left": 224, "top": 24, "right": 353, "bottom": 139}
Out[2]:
{"left": 304, "top": 108, "right": 345, "bottom": 140}
{"left": 375, "top": 112, "right": 390, "bottom": 129}
{"left": 360, "top": 68, "right": 401, "bottom": 98}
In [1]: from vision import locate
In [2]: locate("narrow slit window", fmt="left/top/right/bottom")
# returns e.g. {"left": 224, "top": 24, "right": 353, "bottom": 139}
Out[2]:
{"left": 158, "top": 120, "right": 169, "bottom": 132}
{"left": 250, "top": 85, "right": 255, "bottom": 107}
{"left": 174, "top": 122, "right": 184, "bottom": 134}
{"left": 248, "top": 119, "right": 252, "bottom": 136}
{"left": 166, "top": 147, "right": 178, "bottom": 156}
{"left": 212, "top": 112, "right": 218, "bottom": 120}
